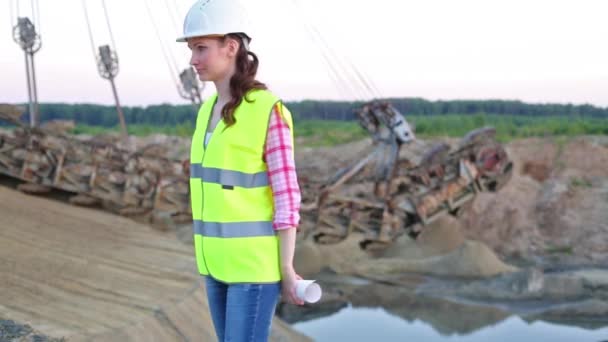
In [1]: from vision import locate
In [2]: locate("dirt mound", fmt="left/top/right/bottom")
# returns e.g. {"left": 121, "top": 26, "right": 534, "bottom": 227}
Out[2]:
{"left": 352, "top": 240, "right": 517, "bottom": 278}
{"left": 556, "top": 136, "right": 608, "bottom": 178}
{"left": 459, "top": 136, "right": 608, "bottom": 264}
{"left": 313, "top": 233, "right": 372, "bottom": 275}
{"left": 296, "top": 218, "right": 515, "bottom": 279}
{"left": 460, "top": 173, "right": 544, "bottom": 258}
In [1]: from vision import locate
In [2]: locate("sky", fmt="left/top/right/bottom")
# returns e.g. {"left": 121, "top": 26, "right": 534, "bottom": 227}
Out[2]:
{"left": 1, "top": 0, "right": 608, "bottom": 107}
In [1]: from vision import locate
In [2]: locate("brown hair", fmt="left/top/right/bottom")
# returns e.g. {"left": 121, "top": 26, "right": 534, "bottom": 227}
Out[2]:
{"left": 220, "top": 34, "right": 266, "bottom": 127}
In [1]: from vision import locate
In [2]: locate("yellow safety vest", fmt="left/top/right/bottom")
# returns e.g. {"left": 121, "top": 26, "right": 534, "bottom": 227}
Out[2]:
{"left": 189, "top": 89, "right": 294, "bottom": 283}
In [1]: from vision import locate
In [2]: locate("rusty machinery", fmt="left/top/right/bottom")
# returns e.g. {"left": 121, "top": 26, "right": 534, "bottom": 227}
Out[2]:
{"left": 307, "top": 101, "right": 513, "bottom": 250}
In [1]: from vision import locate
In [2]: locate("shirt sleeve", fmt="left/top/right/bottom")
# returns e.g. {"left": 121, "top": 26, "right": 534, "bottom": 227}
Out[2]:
{"left": 263, "top": 103, "right": 301, "bottom": 230}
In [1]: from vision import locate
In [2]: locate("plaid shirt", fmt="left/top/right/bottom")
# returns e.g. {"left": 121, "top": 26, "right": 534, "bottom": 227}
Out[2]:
{"left": 263, "top": 104, "right": 301, "bottom": 230}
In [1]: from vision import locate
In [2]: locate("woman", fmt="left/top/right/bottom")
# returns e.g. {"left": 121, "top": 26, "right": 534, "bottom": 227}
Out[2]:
{"left": 177, "top": 1, "right": 304, "bottom": 341}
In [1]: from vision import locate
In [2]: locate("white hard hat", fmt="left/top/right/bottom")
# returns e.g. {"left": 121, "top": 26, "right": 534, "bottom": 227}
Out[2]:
{"left": 176, "top": 0, "right": 251, "bottom": 43}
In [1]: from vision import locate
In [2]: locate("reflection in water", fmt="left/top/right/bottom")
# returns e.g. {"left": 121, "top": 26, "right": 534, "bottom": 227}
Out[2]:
{"left": 293, "top": 306, "right": 608, "bottom": 342}
{"left": 278, "top": 279, "right": 513, "bottom": 335}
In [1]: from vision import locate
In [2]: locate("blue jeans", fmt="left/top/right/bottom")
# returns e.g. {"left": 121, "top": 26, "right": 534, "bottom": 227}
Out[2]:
{"left": 205, "top": 276, "right": 281, "bottom": 342}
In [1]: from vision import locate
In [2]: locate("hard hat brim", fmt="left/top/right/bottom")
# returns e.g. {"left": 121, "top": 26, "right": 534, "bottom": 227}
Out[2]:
{"left": 176, "top": 32, "right": 251, "bottom": 43}
{"left": 176, "top": 32, "right": 215, "bottom": 43}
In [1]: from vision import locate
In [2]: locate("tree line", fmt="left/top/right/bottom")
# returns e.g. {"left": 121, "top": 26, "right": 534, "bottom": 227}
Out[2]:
{"left": 5, "top": 98, "right": 608, "bottom": 127}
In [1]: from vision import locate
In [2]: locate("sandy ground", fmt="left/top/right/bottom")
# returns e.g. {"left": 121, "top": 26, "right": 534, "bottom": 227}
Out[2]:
{"left": 0, "top": 184, "right": 309, "bottom": 342}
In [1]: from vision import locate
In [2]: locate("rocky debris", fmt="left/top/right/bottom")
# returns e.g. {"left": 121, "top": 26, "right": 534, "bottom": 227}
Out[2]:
{"left": 39, "top": 120, "right": 75, "bottom": 134}
{"left": 0, "top": 104, "right": 24, "bottom": 124}
{"left": 0, "top": 319, "right": 64, "bottom": 342}
{"left": 133, "top": 134, "right": 191, "bottom": 161}
{"left": 0, "top": 124, "right": 191, "bottom": 229}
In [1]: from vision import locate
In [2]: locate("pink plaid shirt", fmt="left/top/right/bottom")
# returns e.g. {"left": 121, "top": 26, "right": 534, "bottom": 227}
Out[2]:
{"left": 263, "top": 104, "right": 301, "bottom": 230}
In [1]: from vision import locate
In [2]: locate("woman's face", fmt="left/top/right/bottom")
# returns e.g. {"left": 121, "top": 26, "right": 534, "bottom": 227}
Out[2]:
{"left": 187, "top": 36, "right": 237, "bottom": 82}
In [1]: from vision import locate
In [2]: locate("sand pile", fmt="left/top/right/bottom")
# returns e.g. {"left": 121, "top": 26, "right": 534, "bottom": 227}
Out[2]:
{"left": 296, "top": 216, "right": 517, "bottom": 279}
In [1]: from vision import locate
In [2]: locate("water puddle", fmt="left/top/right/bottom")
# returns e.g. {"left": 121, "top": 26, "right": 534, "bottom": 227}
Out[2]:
{"left": 292, "top": 305, "right": 608, "bottom": 342}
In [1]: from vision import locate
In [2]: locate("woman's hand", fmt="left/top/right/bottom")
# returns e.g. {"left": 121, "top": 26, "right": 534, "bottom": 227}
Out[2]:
{"left": 281, "top": 267, "right": 304, "bottom": 306}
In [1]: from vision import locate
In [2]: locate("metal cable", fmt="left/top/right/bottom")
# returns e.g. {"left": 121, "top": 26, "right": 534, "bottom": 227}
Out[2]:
{"left": 163, "top": 0, "right": 181, "bottom": 34}
{"left": 347, "top": 59, "right": 381, "bottom": 99}
{"left": 344, "top": 48, "right": 382, "bottom": 99}
{"left": 155, "top": 0, "right": 180, "bottom": 74}
{"left": 101, "top": 0, "right": 117, "bottom": 51}
{"left": 288, "top": 0, "right": 360, "bottom": 100}
{"left": 311, "top": 24, "right": 377, "bottom": 100}
{"left": 170, "top": 0, "right": 183, "bottom": 31}
{"left": 143, "top": 0, "right": 180, "bottom": 87}
{"left": 81, "top": 0, "right": 98, "bottom": 62}
{"left": 292, "top": 0, "right": 378, "bottom": 101}
{"left": 310, "top": 24, "right": 370, "bottom": 100}
{"left": 304, "top": 26, "right": 354, "bottom": 100}
{"left": 292, "top": 3, "right": 362, "bottom": 99}
{"left": 287, "top": 0, "right": 346, "bottom": 98}
{"left": 292, "top": 0, "right": 380, "bottom": 100}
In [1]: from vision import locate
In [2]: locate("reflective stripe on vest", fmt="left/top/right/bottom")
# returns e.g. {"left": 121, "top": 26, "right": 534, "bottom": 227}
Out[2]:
{"left": 193, "top": 220, "right": 275, "bottom": 238}
{"left": 190, "top": 163, "right": 269, "bottom": 188}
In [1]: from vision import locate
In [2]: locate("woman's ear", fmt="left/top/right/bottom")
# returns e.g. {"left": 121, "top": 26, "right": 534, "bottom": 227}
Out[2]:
{"left": 226, "top": 37, "right": 240, "bottom": 57}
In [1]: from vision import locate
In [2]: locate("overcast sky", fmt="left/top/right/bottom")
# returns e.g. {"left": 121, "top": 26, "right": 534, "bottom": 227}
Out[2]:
{"left": 1, "top": 0, "right": 607, "bottom": 107}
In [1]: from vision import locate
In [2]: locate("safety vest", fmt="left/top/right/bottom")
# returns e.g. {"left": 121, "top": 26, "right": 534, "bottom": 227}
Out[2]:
{"left": 189, "top": 89, "right": 294, "bottom": 283}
